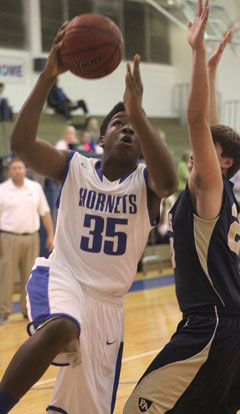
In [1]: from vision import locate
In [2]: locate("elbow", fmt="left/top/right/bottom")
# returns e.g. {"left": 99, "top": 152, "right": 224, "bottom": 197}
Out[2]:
{"left": 10, "top": 135, "right": 21, "bottom": 155}
{"left": 154, "top": 175, "right": 179, "bottom": 199}
{"left": 10, "top": 134, "right": 28, "bottom": 157}
{"left": 163, "top": 176, "right": 179, "bottom": 197}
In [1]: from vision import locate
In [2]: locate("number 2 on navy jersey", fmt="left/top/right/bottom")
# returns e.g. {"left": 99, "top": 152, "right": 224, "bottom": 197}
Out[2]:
{"left": 80, "top": 214, "right": 128, "bottom": 255}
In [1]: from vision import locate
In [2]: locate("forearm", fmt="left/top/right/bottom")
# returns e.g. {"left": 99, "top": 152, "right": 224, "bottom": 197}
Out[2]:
{"left": 130, "top": 110, "right": 178, "bottom": 196}
{"left": 208, "top": 67, "right": 219, "bottom": 125}
{"left": 11, "top": 72, "right": 56, "bottom": 155}
{"left": 187, "top": 48, "right": 209, "bottom": 126}
{"left": 41, "top": 212, "right": 54, "bottom": 238}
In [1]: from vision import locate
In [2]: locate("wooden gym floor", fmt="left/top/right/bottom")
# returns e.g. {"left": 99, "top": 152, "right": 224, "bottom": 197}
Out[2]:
{"left": 1, "top": 268, "right": 237, "bottom": 414}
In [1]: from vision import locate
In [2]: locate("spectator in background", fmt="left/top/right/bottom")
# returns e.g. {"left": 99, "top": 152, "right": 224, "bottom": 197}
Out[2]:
{"left": 177, "top": 149, "right": 190, "bottom": 193}
{"left": 79, "top": 129, "right": 95, "bottom": 152}
{"left": 0, "top": 158, "right": 54, "bottom": 324}
{"left": 157, "top": 195, "right": 176, "bottom": 243}
{"left": 47, "top": 78, "right": 89, "bottom": 124}
{"left": 0, "top": 83, "right": 13, "bottom": 121}
{"left": 55, "top": 126, "right": 78, "bottom": 150}
{"left": 87, "top": 117, "right": 100, "bottom": 144}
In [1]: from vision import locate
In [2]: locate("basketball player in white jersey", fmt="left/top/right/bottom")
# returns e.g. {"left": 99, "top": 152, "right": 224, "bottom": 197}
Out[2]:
{"left": 0, "top": 22, "right": 178, "bottom": 414}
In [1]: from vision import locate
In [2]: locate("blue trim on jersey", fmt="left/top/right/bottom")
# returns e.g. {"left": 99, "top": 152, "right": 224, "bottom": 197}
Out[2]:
{"left": 119, "top": 167, "right": 137, "bottom": 183}
{"left": 95, "top": 160, "right": 103, "bottom": 181}
{"left": 56, "top": 150, "right": 75, "bottom": 209}
{"left": 111, "top": 341, "right": 124, "bottom": 413}
{"left": 95, "top": 160, "right": 137, "bottom": 184}
{"left": 143, "top": 167, "right": 160, "bottom": 226}
{"left": 47, "top": 405, "right": 67, "bottom": 414}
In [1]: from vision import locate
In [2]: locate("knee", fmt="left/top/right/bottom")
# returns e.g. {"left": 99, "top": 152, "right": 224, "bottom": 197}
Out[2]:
{"left": 39, "top": 317, "right": 79, "bottom": 348}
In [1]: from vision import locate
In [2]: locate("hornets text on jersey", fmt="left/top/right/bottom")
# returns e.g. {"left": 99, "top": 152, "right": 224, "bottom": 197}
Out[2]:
{"left": 43, "top": 151, "right": 158, "bottom": 302}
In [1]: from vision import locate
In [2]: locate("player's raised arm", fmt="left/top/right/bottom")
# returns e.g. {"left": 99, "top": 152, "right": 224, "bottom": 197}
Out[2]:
{"left": 208, "top": 30, "right": 232, "bottom": 126}
{"left": 10, "top": 22, "right": 70, "bottom": 182}
{"left": 123, "top": 54, "right": 178, "bottom": 200}
{"left": 187, "top": 0, "right": 223, "bottom": 220}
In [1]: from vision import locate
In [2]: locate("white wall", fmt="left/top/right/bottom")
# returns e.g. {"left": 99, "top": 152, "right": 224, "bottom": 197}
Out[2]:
{"left": 2, "top": 50, "right": 177, "bottom": 118}
{"left": 1, "top": 0, "right": 240, "bottom": 119}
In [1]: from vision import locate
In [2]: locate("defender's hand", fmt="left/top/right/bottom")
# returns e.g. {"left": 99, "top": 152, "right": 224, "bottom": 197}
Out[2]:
{"left": 187, "top": 0, "right": 209, "bottom": 50}
{"left": 207, "top": 30, "right": 232, "bottom": 70}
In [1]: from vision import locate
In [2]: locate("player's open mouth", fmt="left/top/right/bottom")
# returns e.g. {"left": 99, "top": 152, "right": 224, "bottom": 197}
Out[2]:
{"left": 121, "top": 135, "right": 133, "bottom": 145}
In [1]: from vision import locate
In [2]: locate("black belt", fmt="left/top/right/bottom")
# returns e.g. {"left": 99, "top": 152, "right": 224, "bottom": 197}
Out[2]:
{"left": 0, "top": 230, "right": 37, "bottom": 236}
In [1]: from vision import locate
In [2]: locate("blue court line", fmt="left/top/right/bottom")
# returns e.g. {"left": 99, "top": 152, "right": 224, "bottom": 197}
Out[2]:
{"left": 128, "top": 273, "right": 174, "bottom": 292}
{"left": 13, "top": 273, "right": 175, "bottom": 314}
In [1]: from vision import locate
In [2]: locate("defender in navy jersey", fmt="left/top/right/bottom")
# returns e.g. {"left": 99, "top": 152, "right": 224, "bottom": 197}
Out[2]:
{"left": 0, "top": 21, "right": 177, "bottom": 414}
{"left": 124, "top": 1, "right": 240, "bottom": 414}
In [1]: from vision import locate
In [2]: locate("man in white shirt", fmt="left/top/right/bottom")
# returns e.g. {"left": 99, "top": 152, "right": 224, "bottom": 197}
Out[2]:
{"left": 0, "top": 158, "right": 54, "bottom": 323}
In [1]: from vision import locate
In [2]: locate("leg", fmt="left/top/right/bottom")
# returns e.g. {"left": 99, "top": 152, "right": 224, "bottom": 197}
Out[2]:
{"left": 55, "top": 104, "right": 72, "bottom": 121}
{"left": 0, "top": 234, "right": 20, "bottom": 319}
{"left": 0, "top": 316, "right": 78, "bottom": 400}
{"left": 77, "top": 99, "right": 89, "bottom": 115}
{"left": 19, "top": 233, "right": 40, "bottom": 317}
{"left": 46, "top": 295, "right": 124, "bottom": 414}
{"left": 124, "top": 314, "right": 240, "bottom": 414}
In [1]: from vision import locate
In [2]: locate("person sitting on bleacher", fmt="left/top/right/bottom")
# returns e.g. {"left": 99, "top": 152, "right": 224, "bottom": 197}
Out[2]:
{"left": 0, "top": 83, "right": 13, "bottom": 121}
{"left": 47, "top": 78, "right": 89, "bottom": 125}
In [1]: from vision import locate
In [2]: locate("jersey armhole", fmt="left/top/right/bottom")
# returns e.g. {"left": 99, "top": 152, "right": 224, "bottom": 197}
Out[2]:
{"left": 56, "top": 150, "right": 75, "bottom": 209}
{"left": 186, "top": 178, "right": 226, "bottom": 218}
{"left": 143, "top": 167, "right": 160, "bottom": 227}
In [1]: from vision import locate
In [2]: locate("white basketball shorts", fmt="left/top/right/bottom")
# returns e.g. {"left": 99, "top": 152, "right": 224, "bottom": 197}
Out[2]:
{"left": 26, "top": 257, "right": 124, "bottom": 414}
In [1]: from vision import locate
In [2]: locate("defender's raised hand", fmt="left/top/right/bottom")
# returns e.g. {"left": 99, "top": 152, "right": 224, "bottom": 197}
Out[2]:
{"left": 188, "top": 0, "right": 209, "bottom": 50}
{"left": 208, "top": 30, "right": 232, "bottom": 70}
{"left": 124, "top": 54, "right": 143, "bottom": 118}
{"left": 43, "top": 21, "right": 69, "bottom": 79}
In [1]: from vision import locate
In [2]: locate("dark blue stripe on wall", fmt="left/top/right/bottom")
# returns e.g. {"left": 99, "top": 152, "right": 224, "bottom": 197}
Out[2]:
{"left": 128, "top": 274, "right": 174, "bottom": 292}
{"left": 111, "top": 341, "right": 124, "bottom": 413}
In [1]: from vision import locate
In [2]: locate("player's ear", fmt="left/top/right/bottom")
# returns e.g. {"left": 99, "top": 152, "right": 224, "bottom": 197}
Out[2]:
{"left": 222, "top": 156, "right": 234, "bottom": 169}
{"left": 99, "top": 135, "right": 104, "bottom": 148}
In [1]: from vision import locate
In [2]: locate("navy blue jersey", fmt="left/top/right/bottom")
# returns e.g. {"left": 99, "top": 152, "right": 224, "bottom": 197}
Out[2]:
{"left": 168, "top": 176, "right": 240, "bottom": 313}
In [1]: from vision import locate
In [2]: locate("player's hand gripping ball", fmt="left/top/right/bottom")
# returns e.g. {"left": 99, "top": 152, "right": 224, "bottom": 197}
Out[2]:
{"left": 59, "top": 13, "right": 124, "bottom": 79}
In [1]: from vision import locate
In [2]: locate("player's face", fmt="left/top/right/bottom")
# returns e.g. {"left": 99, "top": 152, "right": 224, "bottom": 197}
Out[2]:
{"left": 8, "top": 160, "right": 26, "bottom": 184}
{"left": 100, "top": 111, "right": 142, "bottom": 161}
{"left": 187, "top": 142, "right": 233, "bottom": 174}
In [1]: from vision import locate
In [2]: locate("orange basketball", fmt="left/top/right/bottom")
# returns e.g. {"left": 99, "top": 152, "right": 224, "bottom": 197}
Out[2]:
{"left": 59, "top": 13, "right": 124, "bottom": 79}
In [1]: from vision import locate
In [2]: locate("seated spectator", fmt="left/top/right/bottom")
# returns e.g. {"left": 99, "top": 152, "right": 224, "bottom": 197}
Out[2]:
{"left": 78, "top": 130, "right": 95, "bottom": 152}
{"left": 47, "top": 78, "right": 89, "bottom": 124}
{"left": 0, "top": 83, "right": 13, "bottom": 121}
{"left": 55, "top": 126, "right": 78, "bottom": 150}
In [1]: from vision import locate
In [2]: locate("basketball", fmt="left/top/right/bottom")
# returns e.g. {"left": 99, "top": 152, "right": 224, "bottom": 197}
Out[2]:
{"left": 59, "top": 13, "right": 124, "bottom": 79}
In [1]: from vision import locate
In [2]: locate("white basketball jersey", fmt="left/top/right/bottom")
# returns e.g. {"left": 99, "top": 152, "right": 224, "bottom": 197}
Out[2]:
{"left": 48, "top": 151, "right": 156, "bottom": 301}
